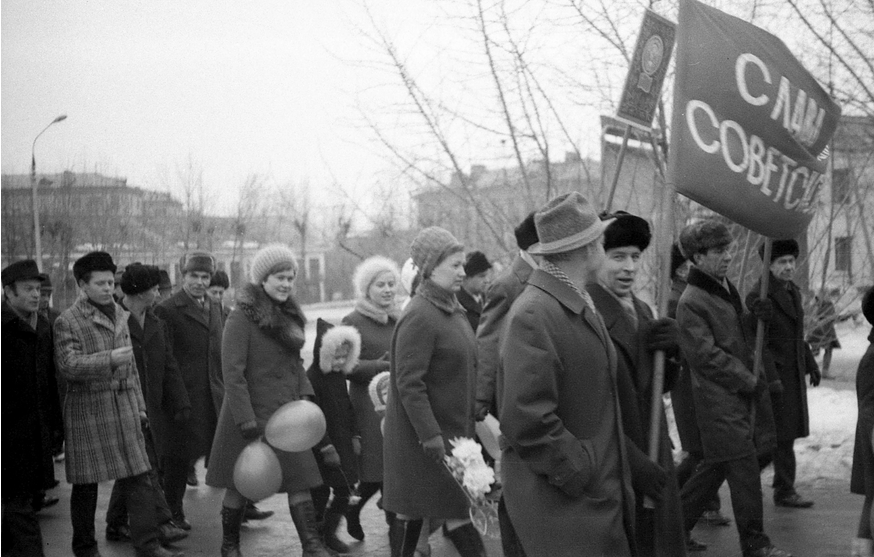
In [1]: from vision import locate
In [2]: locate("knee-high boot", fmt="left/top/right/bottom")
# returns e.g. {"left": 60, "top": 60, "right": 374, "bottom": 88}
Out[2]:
{"left": 322, "top": 496, "right": 350, "bottom": 555}
{"left": 289, "top": 500, "right": 334, "bottom": 557}
{"left": 220, "top": 506, "right": 245, "bottom": 557}
{"left": 444, "top": 522, "right": 486, "bottom": 557}
{"left": 389, "top": 518, "right": 423, "bottom": 557}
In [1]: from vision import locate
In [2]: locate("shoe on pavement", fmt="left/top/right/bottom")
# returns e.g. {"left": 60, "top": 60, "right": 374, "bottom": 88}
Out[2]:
{"left": 744, "top": 545, "right": 793, "bottom": 557}
{"left": 158, "top": 522, "right": 188, "bottom": 545}
{"left": 185, "top": 471, "right": 198, "bottom": 487}
{"left": 135, "top": 544, "right": 184, "bottom": 557}
{"left": 686, "top": 536, "right": 708, "bottom": 552}
{"left": 171, "top": 514, "right": 192, "bottom": 531}
{"left": 700, "top": 509, "right": 731, "bottom": 526}
{"left": 774, "top": 493, "right": 814, "bottom": 508}
{"left": 106, "top": 523, "right": 132, "bottom": 542}
{"left": 243, "top": 502, "right": 274, "bottom": 521}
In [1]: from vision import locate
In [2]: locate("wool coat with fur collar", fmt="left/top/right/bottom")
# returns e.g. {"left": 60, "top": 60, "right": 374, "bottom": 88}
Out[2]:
{"left": 205, "top": 283, "right": 322, "bottom": 494}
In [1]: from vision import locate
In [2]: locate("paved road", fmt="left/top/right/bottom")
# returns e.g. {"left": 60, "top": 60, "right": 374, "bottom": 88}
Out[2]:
{"left": 34, "top": 459, "right": 860, "bottom": 556}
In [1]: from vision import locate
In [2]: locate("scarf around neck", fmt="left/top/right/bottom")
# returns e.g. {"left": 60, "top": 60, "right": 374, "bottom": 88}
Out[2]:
{"left": 355, "top": 296, "right": 401, "bottom": 325}
{"left": 416, "top": 278, "right": 462, "bottom": 315}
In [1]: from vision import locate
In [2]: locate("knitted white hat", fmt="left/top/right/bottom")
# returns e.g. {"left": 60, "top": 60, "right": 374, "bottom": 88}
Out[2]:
{"left": 250, "top": 244, "right": 298, "bottom": 284}
{"left": 353, "top": 256, "right": 401, "bottom": 301}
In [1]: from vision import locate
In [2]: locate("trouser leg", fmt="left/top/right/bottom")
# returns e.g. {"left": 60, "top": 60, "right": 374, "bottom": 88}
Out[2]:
{"left": 119, "top": 472, "right": 159, "bottom": 552}
{"left": 2, "top": 495, "right": 46, "bottom": 557}
{"left": 772, "top": 438, "right": 797, "bottom": 499}
{"left": 498, "top": 496, "right": 527, "bottom": 557}
{"left": 161, "top": 456, "right": 187, "bottom": 519}
{"left": 71, "top": 483, "right": 98, "bottom": 556}
{"left": 310, "top": 484, "right": 331, "bottom": 522}
{"left": 725, "top": 453, "right": 770, "bottom": 553}
{"left": 106, "top": 480, "right": 128, "bottom": 528}
{"left": 356, "top": 481, "right": 380, "bottom": 507}
{"left": 680, "top": 461, "right": 727, "bottom": 533}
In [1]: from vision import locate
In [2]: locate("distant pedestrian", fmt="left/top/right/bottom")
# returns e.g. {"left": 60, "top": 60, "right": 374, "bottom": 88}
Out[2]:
{"left": 746, "top": 239, "right": 820, "bottom": 509}
{"left": 208, "top": 270, "right": 231, "bottom": 325}
{"left": 456, "top": 251, "right": 492, "bottom": 332}
{"left": 808, "top": 288, "right": 842, "bottom": 378}
{"left": 54, "top": 251, "right": 181, "bottom": 557}
{"left": 157, "top": 270, "right": 173, "bottom": 302}
{"left": 851, "top": 286, "right": 874, "bottom": 557}
{"left": 155, "top": 251, "right": 224, "bottom": 529}
{"left": 341, "top": 255, "right": 402, "bottom": 538}
{"left": 2, "top": 260, "right": 62, "bottom": 557}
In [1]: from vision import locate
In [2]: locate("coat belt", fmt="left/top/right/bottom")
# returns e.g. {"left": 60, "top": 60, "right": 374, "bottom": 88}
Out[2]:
{"left": 67, "top": 378, "right": 133, "bottom": 393}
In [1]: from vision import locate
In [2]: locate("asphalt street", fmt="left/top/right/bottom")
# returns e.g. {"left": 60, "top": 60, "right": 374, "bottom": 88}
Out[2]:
{"left": 33, "top": 458, "right": 860, "bottom": 557}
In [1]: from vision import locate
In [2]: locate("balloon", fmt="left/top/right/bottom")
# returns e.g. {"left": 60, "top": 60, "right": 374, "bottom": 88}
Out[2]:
{"left": 475, "top": 414, "right": 502, "bottom": 462}
{"left": 233, "top": 440, "right": 282, "bottom": 502}
{"left": 265, "top": 400, "right": 327, "bottom": 452}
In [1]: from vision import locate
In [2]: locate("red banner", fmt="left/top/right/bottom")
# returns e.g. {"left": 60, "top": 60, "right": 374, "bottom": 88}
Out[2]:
{"left": 668, "top": 0, "right": 841, "bottom": 238}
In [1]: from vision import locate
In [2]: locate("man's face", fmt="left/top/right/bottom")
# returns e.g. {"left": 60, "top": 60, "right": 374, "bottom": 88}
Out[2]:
{"left": 207, "top": 285, "right": 226, "bottom": 304}
{"left": 182, "top": 271, "right": 211, "bottom": 299}
{"left": 694, "top": 243, "right": 734, "bottom": 280}
{"left": 599, "top": 246, "right": 642, "bottom": 297}
{"left": 463, "top": 270, "right": 490, "bottom": 297}
{"left": 39, "top": 288, "right": 53, "bottom": 311}
{"left": 5, "top": 279, "right": 42, "bottom": 315}
{"left": 80, "top": 271, "right": 115, "bottom": 305}
{"left": 769, "top": 255, "right": 796, "bottom": 282}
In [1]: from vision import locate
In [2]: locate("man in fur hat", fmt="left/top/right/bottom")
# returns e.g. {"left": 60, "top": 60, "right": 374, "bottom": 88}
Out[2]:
{"left": 457, "top": 250, "right": 492, "bottom": 331}
{"left": 500, "top": 193, "right": 635, "bottom": 557}
{"left": 587, "top": 212, "right": 687, "bottom": 557}
{"left": 676, "top": 221, "right": 789, "bottom": 557}
{"left": 155, "top": 251, "right": 224, "bottom": 529}
{"left": 746, "top": 239, "right": 820, "bottom": 509}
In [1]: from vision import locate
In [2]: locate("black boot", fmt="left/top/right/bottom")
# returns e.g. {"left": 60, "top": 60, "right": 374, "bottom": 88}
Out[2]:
{"left": 322, "top": 511, "right": 351, "bottom": 554}
{"left": 220, "top": 506, "right": 245, "bottom": 557}
{"left": 444, "top": 522, "right": 486, "bottom": 557}
{"left": 345, "top": 504, "right": 364, "bottom": 541}
{"left": 389, "top": 518, "right": 423, "bottom": 557}
{"left": 290, "top": 500, "right": 335, "bottom": 557}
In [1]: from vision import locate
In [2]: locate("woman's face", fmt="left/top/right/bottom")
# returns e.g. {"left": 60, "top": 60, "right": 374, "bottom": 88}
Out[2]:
{"left": 429, "top": 251, "right": 466, "bottom": 292}
{"left": 367, "top": 271, "right": 397, "bottom": 309}
{"left": 262, "top": 269, "right": 296, "bottom": 302}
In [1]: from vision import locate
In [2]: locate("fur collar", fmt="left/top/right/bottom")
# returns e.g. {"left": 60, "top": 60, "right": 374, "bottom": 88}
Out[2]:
{"left": 354, "top": 297, "right": 401, "bottom": 325}
{"left": 235, "top": 283, "right": 306, "bottom": 351}
{"left": 319, "top": 325, "right": 362, "bottom": 374}
{"left": 416, "top": 278, "right": 462, "bottom": 315}
{"left": 687, "top": 267, "right": 744, "bottom": 317}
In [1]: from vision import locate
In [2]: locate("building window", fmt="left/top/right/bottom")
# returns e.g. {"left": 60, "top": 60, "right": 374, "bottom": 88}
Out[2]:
{"left": 832, "top": 168, "right": 852, "bottom": 204}
{"left": 835, "top": 236, "right": 852, "bottom": 276}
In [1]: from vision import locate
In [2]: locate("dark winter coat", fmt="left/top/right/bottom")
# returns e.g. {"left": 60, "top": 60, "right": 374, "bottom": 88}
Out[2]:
{"left": 668, "top": 278, "right": 702, "bottom": 456}
{"left": 124, "top": 304, "right": 192, "bottom": 463}
{"left": 2, "top": 302, "right": 62, "bottom": 497}
{"left": 500, "top": 270, "right": 634, "bottom": 557}
{"left": 851, "top": 287, "right": 874, "bottom": 495}
{"left": 342, "top": 303, "right": 394, "bottom": 483}
{"left": 456, "top": 286, "right": 483, "bottom": 332}
{"left": 588, "top": 284, "right": 687, "bottom": 557}
{"left": 54, "top": 296, "right": 151, "bottom": 484}
{"left": 307, "top": 320, "right": 361, "bottom": 487}
{"left": 382, "top": 279, "right": 477, "bottom": 519}
{"left": 676, "top": 268, "right": 776, "bottom": 463}
{"left": 155, "top": 289, "right": 224, "bottom": 461}
{"left": 205, "top": 283, "right": 322, "bottom": 494}
{"left": 475, "top": 254, "right": 534, "bottom": 417}
{"left": 746, "top": 274, "right": 817, "bottom": 442}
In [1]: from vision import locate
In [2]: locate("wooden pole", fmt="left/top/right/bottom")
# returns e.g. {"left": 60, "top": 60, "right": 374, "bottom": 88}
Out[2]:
{"left": 749, "top": 238, "right": 772, "bottom": 431}
{"left": 604, "top": 125, "right": 632, "bottom": 213}
{"left": 735, "top": 229, "right": 755, "bottom": 295}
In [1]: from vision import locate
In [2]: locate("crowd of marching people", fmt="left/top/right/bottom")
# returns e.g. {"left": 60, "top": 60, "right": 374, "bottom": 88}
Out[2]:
{"left": 4, "top": 189, "right": 874, "bottom": 557}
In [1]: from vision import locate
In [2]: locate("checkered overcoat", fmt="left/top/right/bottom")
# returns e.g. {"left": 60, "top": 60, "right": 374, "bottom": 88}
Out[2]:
{"left": 54, "top": 296, "right": 151, "bottom": 484}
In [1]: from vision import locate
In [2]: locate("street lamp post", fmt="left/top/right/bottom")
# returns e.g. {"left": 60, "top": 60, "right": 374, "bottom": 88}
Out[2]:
{"left": 31, "top": 114, "right": 67, "bottom": 270}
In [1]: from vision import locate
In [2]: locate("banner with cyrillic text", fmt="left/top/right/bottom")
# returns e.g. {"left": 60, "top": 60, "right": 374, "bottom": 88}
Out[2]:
{"left": 668, "top": 0, "right": 841, "bottom": 238}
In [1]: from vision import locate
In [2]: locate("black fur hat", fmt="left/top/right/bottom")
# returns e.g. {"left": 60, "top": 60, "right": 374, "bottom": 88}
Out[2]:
{"left": 121, "top": 264, "right": 161, "bottom": 295}
{"left": 513, "top": 211, "right": 539, "bottom": 251}
{"left": 73, "top": 251, "right": 117, "bottom": 282}
{"left": 602, "top": 211, "right": 651, "bottom": 252}
{"left": 678, "top": 220, "right": 732, "bottom": 259}
{"left": 759, "top": 239, "right": 799, "bottom": 262}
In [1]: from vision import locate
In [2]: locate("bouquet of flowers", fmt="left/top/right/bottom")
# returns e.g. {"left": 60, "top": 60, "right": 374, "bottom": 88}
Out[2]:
{"left": 443, "top": 437, "right": 500, "bottom": 539}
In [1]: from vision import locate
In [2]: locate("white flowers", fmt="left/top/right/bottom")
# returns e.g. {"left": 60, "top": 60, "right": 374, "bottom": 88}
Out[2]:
{"left": 443, "top": 437, "right": 500, "bottom": 538}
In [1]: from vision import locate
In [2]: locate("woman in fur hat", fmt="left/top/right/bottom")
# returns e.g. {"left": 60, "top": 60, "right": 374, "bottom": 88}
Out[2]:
{"left": 205, "top": 244, "right": 333, "bottom": 557}
{"left": 340, "top": 255, "right": 402, "bottom": 538}
{"left": 382, "top": 227, "right": 485, "bottom": 557}
{"left": 306, "top": 318, "right": 362, "bottom": 555}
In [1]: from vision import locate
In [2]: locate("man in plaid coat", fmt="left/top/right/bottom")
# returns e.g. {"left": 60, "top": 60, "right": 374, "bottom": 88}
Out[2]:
{"left": 54, "top": 251, "right": 182, "bottom": 557}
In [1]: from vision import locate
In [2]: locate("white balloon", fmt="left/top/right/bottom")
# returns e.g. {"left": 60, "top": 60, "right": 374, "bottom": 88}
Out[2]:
{"left": 265, "top": 400, "right": 327, "bottom": 452}
{"left": 233, "top": 440, "right": 282, "bottom": 502}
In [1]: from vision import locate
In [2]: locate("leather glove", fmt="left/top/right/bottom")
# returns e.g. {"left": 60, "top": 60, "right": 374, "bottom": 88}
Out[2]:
{"left": 139, "top": 411, "right": 150, "bottom": 430}
{"left": 646, "top": 318, "right": 679, "bottom": 353}
{"left": 474, "top": 401, "right": 491, "bottom": 422}
{"left": 739, "top": 376, "right": 768, "bottom": 399}
{"left": 422, "top": 434, "right": 446, "bottom": 464}
{"left": 239, "top": 421, "right": 263, "bottom": 441}
{"left": 749, "top": 297, "right": 774, "bottom": 322}
{"left": 769, "top": 380, "right": 784, "bottom": 394}
{"left": 809, "top": 366, "right": 822, "bottom": 387}
{"left": 320, "top": 444, "right": 342, "bottom": 467}
{"left": 173, "top": 408, "right": 191, "bottom": 423}
{"left": 631, "top": 458, "right": 667, "bottom": 504}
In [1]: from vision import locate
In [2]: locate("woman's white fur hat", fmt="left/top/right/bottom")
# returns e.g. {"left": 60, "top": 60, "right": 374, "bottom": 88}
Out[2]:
{"left": 319, "top": 325, "right": 361, "bottom": 374}
{"left": 353, "top": 256, "right": 401, "bottom": 301}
